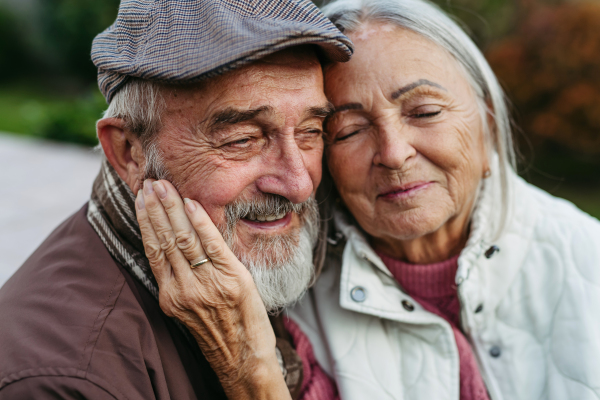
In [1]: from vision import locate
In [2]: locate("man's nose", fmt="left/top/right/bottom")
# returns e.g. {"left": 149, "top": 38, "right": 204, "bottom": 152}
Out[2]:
{"left": 372, "top": 121, "right": 417, "bottom": 169}
{"left": 255, "top": 137, "right": 315, "bottom": 204}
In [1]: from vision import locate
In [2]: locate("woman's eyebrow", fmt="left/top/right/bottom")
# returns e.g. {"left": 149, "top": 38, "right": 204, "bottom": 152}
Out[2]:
{"left": 391, "top": 79, "right": 447, "bottom": 100}
{"left": 332, "top": 102, "right": 364, "bottom": 115}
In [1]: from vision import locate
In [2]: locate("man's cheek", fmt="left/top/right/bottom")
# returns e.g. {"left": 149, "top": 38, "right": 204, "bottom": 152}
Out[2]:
{"left": 203, "top": 204, "right": 229, "bottom": 231}
{"left": 184, "top": 178, "right": 247, "bottom": 225}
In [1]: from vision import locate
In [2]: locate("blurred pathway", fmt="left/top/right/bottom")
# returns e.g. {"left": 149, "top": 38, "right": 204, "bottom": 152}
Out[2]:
{"left": 0, "top": 133, "right": 101, "bottom": 287}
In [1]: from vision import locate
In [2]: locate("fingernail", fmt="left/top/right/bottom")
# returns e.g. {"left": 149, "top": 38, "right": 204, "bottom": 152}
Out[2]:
{"left": 184, "top": 198, "right": 197, "bottom": 213}
{"left": 152, "top": 181, "right": 167, "bottom": 199}
{"left": 136, "top": 190, "right": 145, "bottom": 209}
{"left": 143, "top": 179, "right": 153, "bottom": 195}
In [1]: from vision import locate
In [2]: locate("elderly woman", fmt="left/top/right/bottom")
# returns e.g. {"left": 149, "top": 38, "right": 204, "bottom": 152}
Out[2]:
{"left": 136, "top": 0, "right": 600, "bottom": 399}
{"left": 288, "top": 0, "right": 600, "bottom": 399}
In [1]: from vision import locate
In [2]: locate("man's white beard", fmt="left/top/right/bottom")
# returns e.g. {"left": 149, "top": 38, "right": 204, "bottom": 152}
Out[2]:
{"left": 221, "top": 196, "right": 319, "bottom": 313}
{"left": 142, "top": 150, "right": 318, "bottom": 313}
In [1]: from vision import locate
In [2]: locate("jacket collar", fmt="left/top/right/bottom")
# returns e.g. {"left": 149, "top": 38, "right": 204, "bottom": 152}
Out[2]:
{"left": 332, "top": 168, "right": 539, "bottom": 327}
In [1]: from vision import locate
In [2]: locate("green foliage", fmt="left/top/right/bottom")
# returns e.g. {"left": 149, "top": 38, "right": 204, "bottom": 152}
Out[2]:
{"left": 39, "top": 0, "right": 121, "bottom": 82}
{"left": 0, "top": 7, "right": 35, "bottom": 80}
{"left": 0, "top": 86, "right": 105, "bottom": 147}
{"left": 39, "top": 90, "right": 105, "bottom": 146}
{"left": 0, "top": 0, "right": 118, "bottom": 145}
{"left": 430, "top": 0, "right": 518, "bottom": 47}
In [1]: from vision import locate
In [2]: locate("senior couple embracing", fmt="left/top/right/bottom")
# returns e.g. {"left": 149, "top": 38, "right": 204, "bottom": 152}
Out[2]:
{"left": 1, "top": 0, "right": 600, "bottom": 399}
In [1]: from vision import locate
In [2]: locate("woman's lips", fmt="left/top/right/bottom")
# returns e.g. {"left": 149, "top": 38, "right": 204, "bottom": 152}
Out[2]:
{"left": 378, "top": 181, "right": 433, "bottom": 199}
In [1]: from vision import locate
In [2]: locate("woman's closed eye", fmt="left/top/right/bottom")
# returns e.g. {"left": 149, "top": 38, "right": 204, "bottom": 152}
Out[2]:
{"left": 333, "top": 126, "right": 368, "bottom": 142}
{"left": 413, "top": 110, "right": 441, "bottom": 118}
{"left": 407, "top": 105, "right": 443, "bottom": 119}
{"left": 326, "top": 113, "right": 371, "bottom": 143}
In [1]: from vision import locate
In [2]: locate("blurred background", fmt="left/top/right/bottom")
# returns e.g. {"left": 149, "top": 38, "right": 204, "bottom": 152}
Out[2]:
{"left": 0, "top": 0, "right": 599, "bottom": 283}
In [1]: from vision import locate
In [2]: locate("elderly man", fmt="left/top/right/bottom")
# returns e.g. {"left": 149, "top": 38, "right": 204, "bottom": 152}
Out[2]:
{"left": 0, "top": 0, "right": 352, "bottom": 399}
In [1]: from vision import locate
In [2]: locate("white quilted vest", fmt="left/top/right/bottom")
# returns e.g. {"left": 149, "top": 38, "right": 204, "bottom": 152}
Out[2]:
{"left": 289, "top": 171, "right": 600, "bottom": 400}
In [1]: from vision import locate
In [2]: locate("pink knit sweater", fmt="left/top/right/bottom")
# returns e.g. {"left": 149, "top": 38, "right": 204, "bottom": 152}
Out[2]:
{"left": 377, "top": 252, "right": 490, "bottom": 400}
{"left": 284, "top": 317, "right": 339, "bottom": 400}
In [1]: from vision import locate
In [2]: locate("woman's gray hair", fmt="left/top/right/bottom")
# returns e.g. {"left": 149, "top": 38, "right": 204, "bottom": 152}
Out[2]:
{"left": 321, "top": 0, "right": 516, "bottom": 240}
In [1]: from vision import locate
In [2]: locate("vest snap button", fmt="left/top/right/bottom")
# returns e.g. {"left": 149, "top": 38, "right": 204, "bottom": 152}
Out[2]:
{"left": 475, "top": 304, "right": 484, "bottom": 313}
{"left": 489, "top": 346, "right": 501, "bottom": 358}
{"left": 401, "top": 299, "right": 415, "bottom": 312}
{"left": 485, "top": 245, "right": 500, "bottom": 259}
{"left": 350, "top": 286, "right": 366, "bottom": 302}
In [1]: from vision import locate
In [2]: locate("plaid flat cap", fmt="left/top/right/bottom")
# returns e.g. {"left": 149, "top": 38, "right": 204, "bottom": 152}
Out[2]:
{"left": 92, "top": 0, "right": 353, "bottom": 102}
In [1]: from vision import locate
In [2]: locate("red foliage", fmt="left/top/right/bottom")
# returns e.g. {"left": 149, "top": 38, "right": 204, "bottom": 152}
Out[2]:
{"left": 486, "top": 2, "right": 600, "bottom": 154}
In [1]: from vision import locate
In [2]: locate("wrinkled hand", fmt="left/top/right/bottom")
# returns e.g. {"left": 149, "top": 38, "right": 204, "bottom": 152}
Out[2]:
{"left": 135, "top": 179, "right": 290, "bottom": 400}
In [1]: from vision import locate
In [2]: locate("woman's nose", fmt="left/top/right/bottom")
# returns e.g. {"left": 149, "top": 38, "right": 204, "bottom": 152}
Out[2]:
{"left": 372, "top": 123, "right": 417, "bottom": 169}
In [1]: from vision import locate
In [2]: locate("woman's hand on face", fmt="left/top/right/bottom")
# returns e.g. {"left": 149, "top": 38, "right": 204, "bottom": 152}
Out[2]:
{"left": 135, "top": 179, "right": 291, "bottom": 400}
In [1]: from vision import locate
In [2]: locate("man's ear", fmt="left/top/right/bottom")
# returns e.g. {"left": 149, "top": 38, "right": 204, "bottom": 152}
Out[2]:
{"left": 97, "top": 118, "right": 144, "bottom": 193}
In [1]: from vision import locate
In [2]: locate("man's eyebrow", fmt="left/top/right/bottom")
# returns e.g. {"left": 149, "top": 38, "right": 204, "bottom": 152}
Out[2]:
{"left": 208, "top": 106, "right": 271, "bottom": 130}
{"left": 331, "top": 102, "right": 364, "bottom": 115}
{"left": 391, "top": 79, "right": 447, "bottom": 100}
{"left": 307, "top": 103, "right": 335, "bottom": 119}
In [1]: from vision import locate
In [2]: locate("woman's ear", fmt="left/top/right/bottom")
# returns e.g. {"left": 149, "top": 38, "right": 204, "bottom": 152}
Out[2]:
{"left": 97, "top": 118, "right": 144, "bottom": 193}
{"left": 481, "top": 100, "right": 496, "bottom": 177}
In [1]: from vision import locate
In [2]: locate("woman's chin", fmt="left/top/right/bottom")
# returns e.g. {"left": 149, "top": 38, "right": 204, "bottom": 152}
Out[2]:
{"left": 365, "top": 206, "right": 450, "bottom": 242}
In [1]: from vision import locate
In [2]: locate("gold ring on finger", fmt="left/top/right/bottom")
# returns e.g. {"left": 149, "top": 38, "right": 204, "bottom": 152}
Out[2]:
{"left": 190, "top": 258, "right": 211, "bottom": 269}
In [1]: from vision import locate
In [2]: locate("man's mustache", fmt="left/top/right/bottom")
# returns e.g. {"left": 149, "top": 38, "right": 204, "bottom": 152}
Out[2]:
{"left": 225, "top": 194, "right": 313, "bottom": 225}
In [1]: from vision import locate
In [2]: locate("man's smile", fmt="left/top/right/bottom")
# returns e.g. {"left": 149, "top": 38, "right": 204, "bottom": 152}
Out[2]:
{"left": 239, "top": 211, "right": 294, "bottom": 231}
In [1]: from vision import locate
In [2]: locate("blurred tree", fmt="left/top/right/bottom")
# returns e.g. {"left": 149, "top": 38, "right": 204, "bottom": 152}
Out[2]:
{"left": 39, "top": 0, "right": 120, "bottom": 84}
{"left": 431, "top": 0, "right": 518, "bottom": 47}
{"left": 316, "top": 0, "right": 518, "bottom": 47}
{"left": 487, "top": 1, "right": 600, "bottom": 160}
{"left": 0, "top": 6, "right": 36, "bottom": 81}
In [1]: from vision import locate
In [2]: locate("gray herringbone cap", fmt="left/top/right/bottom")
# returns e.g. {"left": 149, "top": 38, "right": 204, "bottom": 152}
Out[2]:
{"left": 92, "top": 0, "right": 354, "bottom": 103}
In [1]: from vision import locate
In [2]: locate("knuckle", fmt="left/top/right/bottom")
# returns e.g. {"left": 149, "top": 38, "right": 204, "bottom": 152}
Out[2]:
{"left": 176, "top": 231, "right": 197, "bottom": 252}
{"left": 158, "top": 231, "right": 178, "bottom": 254}
{"left": 144, "top": 242, "right": 164, "bottom": 263}
{"left": 203, "top": 238, "right": 226, "bottom": 258}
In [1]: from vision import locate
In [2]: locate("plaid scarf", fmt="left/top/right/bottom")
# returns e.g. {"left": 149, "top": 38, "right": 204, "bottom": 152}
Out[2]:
{"left": 87, "top": 158, "right": 159, "bottom": 298}
{"left": 86, "top": 158, "right": 304, "bottom": 398}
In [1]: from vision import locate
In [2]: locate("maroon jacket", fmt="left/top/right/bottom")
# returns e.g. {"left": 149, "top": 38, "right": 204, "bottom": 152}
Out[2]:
{"left": 0, "top": 206, "right": 227, "bottom": 399}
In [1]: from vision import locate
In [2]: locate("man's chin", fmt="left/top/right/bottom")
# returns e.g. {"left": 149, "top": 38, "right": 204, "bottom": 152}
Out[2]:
{"left": 242, "top": 225, "right": 316, "bottom": 313}
{"left": 219, "top": 195, "right": 320, "bottom": 312}
{"left": 232, "top": 231, "right": 300, "bottom": 269}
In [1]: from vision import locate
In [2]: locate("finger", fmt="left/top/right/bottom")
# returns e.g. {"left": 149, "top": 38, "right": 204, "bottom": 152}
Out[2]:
{"left": 152, "top": 180, "right": 208, "bottom": 265}
{"left": 183, "top": 199, "right": 240, "bottom": 272}
{"left": 135, "top": 189, "right": 171, "bottom": 286}
{"left": 142, "top": 179, "right": 192, "bottom": 281}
